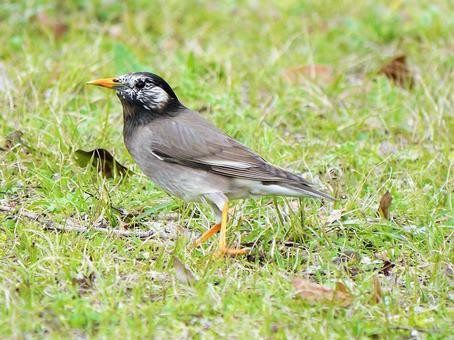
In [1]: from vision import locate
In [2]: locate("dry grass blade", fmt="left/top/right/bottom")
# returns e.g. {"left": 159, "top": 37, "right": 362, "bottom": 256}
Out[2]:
{"left": 292, "top": 278, "right": 353, "bottom": 307}
{"left": 282, "top": 65, "right": 333, "bottom": 85}
{"left": 173, "top": 256, "right": 197, "bottom": 285}
{"left": 378, "top": 55, "right": 414, "bottom": 88}
{"left": 372, "top": 275, "right": 382, "bottom": 303}
{"left": 0, "top": 203, "right": 177, "bottom": 240}
{"left": 378, "top": 191, "right": 392, "bottom": 220}
{"left": 74, "top": 148, "right": 131, "bottom": 178}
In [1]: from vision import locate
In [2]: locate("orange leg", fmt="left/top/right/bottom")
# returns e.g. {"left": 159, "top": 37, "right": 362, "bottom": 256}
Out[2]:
{"left": 216, "top": 200, "right": 248, "bottom": 256}
{"left": 191, "top": 223, "right": 221, "bottom": 249}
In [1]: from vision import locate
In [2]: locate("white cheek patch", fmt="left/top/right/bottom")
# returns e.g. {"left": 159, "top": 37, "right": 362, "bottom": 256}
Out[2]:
{"left": 149, "top": 87, "right": 169, "bottom": 108}
{"left": 139, "top": 86, "right": 169, "bottom": 110}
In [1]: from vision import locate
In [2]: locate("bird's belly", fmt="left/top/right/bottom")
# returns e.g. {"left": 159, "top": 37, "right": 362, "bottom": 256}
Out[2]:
{"left": 131, "top": 152, "right": 231, "bottom": 202}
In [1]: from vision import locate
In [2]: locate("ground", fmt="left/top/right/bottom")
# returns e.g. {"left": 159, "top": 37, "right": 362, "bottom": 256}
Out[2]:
{"left": 0, "top": 0, "right": 453, "bottom": 338}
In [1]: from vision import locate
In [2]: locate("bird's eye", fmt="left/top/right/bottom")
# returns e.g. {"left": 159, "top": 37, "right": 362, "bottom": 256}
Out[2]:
{"left": 135, "top": 80, "right": 145, "bottom": 89}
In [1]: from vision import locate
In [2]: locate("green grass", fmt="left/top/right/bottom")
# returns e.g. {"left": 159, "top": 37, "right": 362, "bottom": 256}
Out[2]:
{"left": 0, "top": 0, "right": 453, "bottom": 338}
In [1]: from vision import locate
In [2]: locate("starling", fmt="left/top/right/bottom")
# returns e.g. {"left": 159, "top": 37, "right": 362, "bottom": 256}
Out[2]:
{"left": 88, "top": 72, "right": 333, "bottom": 255}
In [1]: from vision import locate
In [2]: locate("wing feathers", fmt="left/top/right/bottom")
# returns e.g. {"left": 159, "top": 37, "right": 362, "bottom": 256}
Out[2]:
{"left": 143, "top": 110, "right": 333, "bottom": 199}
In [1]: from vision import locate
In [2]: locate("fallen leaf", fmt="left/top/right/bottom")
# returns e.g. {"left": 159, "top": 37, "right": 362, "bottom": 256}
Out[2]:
{"left": 378, "top": 141, "right": 398, "bottom": 157}
{"left": 3, "top": 130, "right": 24, "bottom": 149}
{"left": 319, "top": 208, "right": 345, "bottom": 225}
{"left": 282, "top": 65, "right": 333, "bottom": 85}
{"left": 372, "top": 275, "right": 382, "bottom": 303}
{"left": 333, "top": 250, "right": 360, "bottom": 264}
{"left": 74, "top": 148, "right": 130, "bottom": 178}
{"left": 71, "top": 271, "right": 96, "bottom": 295}
{"left": 378, "top": 191, "right": 392, "bottom": 220}
{"left": 374, "top": 250, "right": 389, "bottom": 261}
{"left": 36, "top": 12, "right": 68, "bottom": 39}
{"left": 173, "top": 256, "right": 197, "bottom": 285}
{"left": 1, "top": 130, "right": 31, "bottom": 152}
{"left": 435, "top": 215, "right": 450, "bottom": 224}
{"left": 378, "top": 260, "right": 395, "bottom": 276}
{"left": 378, "top": 55, "right": 414, "bottom": 88}
{"left": 292, "top": 278, "right": 353, "bottom": 307}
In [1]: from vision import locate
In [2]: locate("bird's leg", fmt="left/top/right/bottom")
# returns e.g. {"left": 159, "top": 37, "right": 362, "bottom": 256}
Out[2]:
{"left": 190, "top": 223, "right": 221, "bottom": 249}
{"left": 216, "top": 200, "right": 248, "bottom": 256}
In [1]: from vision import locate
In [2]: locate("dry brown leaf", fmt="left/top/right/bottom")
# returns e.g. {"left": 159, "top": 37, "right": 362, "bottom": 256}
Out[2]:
{"left": 36, "top": 12, "right": 68, "bottom": 39}
{"left": 173, "top": 256, "right": 197, "bottom": 285}
{"left": 378, "top": 191, "right": 392, "bottom": 220}
{"left": 292, "top": 278, "right": 353, "bottom": 307}
{"left": 3, "top": 130, "right": 26, "bottom": 150}
{"left": 282, "top": 65, "right": 333, "bottom": 85}
{"left": 372, "top": 275, "right": 382, "bottom": 303}
{"left": 378, "top": 55, "right": 414, "bottom": 88}
{"left": 71, "top": 271, "right": 96, "bottom": 295}
{"left": 74, "top": 148, "right": 131, "bottom": 178}
{"left": 379, "top": 260, "right": 395, "bottom": 276}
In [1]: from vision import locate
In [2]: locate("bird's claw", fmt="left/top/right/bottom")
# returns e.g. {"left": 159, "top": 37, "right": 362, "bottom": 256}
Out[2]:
{"left": 214, "top": 247, "right": 249, "bottom": 257}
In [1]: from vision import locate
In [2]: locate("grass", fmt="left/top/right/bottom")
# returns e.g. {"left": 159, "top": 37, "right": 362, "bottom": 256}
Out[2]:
{"left": 0, "top": 0, "right": 453, "bottom": 338}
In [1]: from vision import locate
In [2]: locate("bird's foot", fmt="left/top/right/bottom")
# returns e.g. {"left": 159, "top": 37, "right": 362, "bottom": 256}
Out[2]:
{"left": 215, "top": 247, "right": 249, "bottom": 257}
{"left": 189, "top": 223, "right": 221, "bottom": 249}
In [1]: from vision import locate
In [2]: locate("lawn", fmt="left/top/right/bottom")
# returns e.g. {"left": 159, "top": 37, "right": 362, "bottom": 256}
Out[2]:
{"left": 0, "top": 0, "right": 452, "bottom": 338}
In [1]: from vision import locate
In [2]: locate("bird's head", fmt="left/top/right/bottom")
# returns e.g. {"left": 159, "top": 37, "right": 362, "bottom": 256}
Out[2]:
{"left": 88, "top": 72, "right": 180, "bottom": 113}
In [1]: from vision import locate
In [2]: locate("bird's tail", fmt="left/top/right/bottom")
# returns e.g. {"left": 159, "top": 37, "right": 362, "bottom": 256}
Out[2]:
{"left": 256, "top": 165, "right": 335, "bottom": 200}
{"left": 250, "top": 174, "right": 334, "bottom": 200}
{"left": 280, "top": 182, "right": 335, "bottom": 200}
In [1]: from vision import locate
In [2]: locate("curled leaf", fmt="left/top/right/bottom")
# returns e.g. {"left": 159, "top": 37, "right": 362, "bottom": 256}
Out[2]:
{"left": 292, "top": 278, "right": 353, "bottom": 307}
{"left": 378, "top": 191, "right": 392, "bottom": 220}
{"left": 74, "top": 148, "right": 130, "bottom": 178}
{"left": 378, "top": 55, "right": 414, "bottom": 88}
{"left": 173, "top": 256, "right": 197, "bottom": 285}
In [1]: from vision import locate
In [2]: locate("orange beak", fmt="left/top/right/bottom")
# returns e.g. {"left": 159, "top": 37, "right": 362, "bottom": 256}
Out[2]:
{"left": 86, "top": 77, "right": 121, "bottom": 89}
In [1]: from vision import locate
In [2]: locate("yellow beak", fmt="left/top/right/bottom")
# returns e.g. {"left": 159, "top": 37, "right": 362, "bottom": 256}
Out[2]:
{"left": 86, "top": 77, "right": 120, "bottom": 89}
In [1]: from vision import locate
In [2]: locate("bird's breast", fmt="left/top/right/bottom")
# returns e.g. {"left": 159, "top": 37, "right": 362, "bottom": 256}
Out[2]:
{"left": 123, "top": 131, "right": 233, "bottom": 201}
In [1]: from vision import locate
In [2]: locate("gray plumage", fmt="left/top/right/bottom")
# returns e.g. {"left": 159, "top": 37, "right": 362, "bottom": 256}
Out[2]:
{"left": 90, "top": 72, "right": 334, "bottom": 223}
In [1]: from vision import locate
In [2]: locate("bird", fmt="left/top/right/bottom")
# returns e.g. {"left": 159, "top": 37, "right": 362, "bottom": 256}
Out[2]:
{"left": 87, "top": 72, "right": 334, "bottom": 255}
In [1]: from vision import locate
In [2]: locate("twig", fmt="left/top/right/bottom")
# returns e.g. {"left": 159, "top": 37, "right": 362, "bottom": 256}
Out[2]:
{"left": 0, "top": 204, "right": 181, "bottom": 240}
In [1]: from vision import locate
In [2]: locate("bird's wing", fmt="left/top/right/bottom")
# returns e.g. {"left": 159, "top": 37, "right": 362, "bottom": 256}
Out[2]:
{"left": 141, "top": 110, "right": 313, "bottom": 185}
